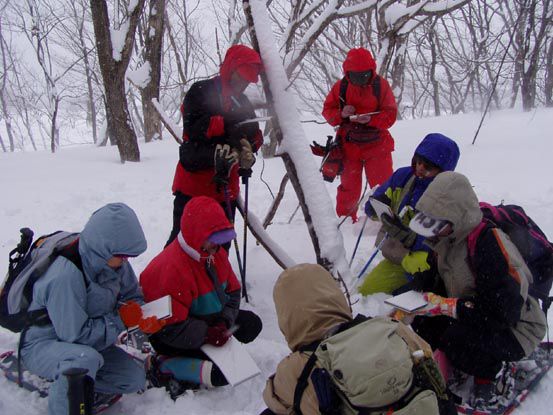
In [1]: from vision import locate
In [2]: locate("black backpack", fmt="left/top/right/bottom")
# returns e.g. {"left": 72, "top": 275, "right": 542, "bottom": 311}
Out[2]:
{"left": 467, "top": 203, "right": 553, "bottom": 313}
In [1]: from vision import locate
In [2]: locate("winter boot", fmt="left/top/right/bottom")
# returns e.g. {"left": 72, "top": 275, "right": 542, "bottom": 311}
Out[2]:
{"left": 92, "top": 392, "right": 122, "bottom": 414}
{"left": 470, "top": 378, "right": 498, "bottom": 410}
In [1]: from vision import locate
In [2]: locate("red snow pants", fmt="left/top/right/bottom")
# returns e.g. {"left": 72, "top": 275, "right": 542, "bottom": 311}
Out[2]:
{"left": 336, "top": 138, "right": 393, "bottom": 221}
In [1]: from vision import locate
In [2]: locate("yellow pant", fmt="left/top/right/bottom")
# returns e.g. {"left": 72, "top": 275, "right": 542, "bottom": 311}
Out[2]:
{"left": 358, "top": 259, "right": 409, "bottom": 296}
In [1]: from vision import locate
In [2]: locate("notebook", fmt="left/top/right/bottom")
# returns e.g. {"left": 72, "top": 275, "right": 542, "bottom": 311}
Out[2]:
{"left": 129, "top": 295, "right": 172, "bottom": 331}
{"left": 369, "top": 198, "right": 393, "bottom": 220}
{"left": 201, "top": 337, "right": 261, "bottom": 386}
{"left": 384, "top": 291, "right": 428, "bottom": 313}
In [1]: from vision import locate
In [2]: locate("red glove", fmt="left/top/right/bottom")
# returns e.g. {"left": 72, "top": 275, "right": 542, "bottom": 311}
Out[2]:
{"left": 138, "top": 316, "right": 167, "bottom": 334}
{"left": 119, "top": 301, "right": 143, "bottom": 328}
{"left": 204, "top": 322, "right": 231, "bottom": 347}
{"left": 206, "top": 115, "right": 225, "bottom": 138}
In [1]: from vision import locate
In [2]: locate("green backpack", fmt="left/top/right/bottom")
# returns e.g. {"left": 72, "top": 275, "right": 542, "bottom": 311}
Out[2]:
{"left": 293, "top": 316, "right": 446, "bottom": 415}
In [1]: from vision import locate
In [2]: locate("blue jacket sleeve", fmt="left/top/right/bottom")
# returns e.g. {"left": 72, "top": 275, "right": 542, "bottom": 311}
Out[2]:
{"left": 42, "top": 260, "right": 125, "bottom": 351}
{"left": 118, "top": 263, "right": 144, "bottom": 305}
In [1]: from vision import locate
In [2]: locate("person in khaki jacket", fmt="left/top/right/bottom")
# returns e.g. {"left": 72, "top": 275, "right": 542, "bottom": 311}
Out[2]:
{"left": 405, "top": 171, "right": 546, "bottom": 409}
{"left": 262, "top": 264, "right": 352, "bottom": 415}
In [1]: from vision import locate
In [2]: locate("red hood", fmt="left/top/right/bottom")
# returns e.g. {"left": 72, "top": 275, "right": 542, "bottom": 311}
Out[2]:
{"left": 342, "top": 48, "right": 376, "bottom": 75}
{"left": 220, "top": 45, "right": 262, "bottom": 88}
{"left": 180, "top": 196, "right": 234, "bottom": 251}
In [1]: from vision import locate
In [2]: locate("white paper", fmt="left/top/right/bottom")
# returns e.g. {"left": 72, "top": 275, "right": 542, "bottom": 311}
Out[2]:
{"left": 369, "top": 198, "right": 393, "bottom": 220}
{"left": 129, "top": 295, "right": 172, "bottom": 331}
{"left": 385, "top": 291, "right": 428, "bottom": 313}
{"left": 200, "top": 337, "right": 261, "bottom": 386}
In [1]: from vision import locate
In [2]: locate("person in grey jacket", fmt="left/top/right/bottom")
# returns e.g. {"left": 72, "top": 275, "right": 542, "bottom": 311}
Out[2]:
{"left": 404, "top": 172, "right": 546, "bottom": 409}
{"left": 20, "top": 203, "right": 148, "bottom": 415}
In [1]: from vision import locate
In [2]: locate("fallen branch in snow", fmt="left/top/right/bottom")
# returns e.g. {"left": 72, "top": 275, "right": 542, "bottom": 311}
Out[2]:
{"left": 262, "top": 173, "right": 289, "bottom": 228}
{"left": 151, "top": 98, "right": 183, "bottom": 145}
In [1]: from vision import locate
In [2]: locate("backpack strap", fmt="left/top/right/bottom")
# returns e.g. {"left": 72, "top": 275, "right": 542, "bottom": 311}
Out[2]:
{"left": 293, "top": 350, "right": 319, "bottom": 415}
{"left": 339, "top": 77, "right": 348, "bottom": 111}
{"left": 467, "top": 220, "right": 489, "bottom": 260}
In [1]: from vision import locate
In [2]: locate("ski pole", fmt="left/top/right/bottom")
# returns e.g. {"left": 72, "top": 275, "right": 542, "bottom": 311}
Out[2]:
{"left": 64, "top": 367, "right": 92, "bottom": 415}
{"left": 223, "top": 185, "right": 245, "bottom": 280}
{"left": 241, "top": 173, "right": 250, "bottom": 303}
{"left": 349, "top": 215, "right": 369, "bottom": 267}
{"left": 356, "top": 234, "right": 387, "bottom": 280}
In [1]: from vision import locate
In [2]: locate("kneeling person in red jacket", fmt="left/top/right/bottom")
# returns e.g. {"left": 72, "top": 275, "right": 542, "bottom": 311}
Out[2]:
{"left": 140, "top": 196, "right": 262, "bottom": 391}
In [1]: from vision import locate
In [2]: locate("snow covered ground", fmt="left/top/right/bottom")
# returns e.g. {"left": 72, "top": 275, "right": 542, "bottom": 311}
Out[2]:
{"left": 0, "top": 107, "right": 552, "bottom": 414}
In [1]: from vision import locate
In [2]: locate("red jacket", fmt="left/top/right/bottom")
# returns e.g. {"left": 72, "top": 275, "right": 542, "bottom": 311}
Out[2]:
{"left": 172, "top": 45, "right": 262, "bottom": 202}
{"left": 322, "top": 48, "right": 397, "bottom": 152}
{"left": 140, "top": 196, "right": 241, "bottom": 327}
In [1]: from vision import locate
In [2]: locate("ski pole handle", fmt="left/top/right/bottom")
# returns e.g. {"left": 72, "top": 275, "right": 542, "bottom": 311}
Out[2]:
{"left": 63, "top": 367, "right": 92, "bottom": 415}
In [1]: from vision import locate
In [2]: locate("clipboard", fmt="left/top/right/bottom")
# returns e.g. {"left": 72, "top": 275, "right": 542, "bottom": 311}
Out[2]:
{"left": 369, "top": 198, "right": 393, "bottom": 220}
{"left": 384, "top": 291, "right": 428, "bottom": 313}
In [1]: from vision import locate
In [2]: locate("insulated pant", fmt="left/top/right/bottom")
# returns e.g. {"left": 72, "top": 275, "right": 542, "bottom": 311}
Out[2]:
{"left": 336, "top": 141, "right": 393, "bottom": 219}
{"left": 412, "top": 315, "right": 525, "bottom": 380}
{"left": 21, "top": 344, "right": 145, "bottom": 415}
{"left": 358, "top": 259, "right": 409, "bottom": 295}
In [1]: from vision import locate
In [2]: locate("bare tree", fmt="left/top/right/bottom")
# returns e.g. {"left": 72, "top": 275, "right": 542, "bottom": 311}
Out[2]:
{"left": 0, "top": 17, "right": 17, "bottom": 152}
{"left": 90, "top": 0, "right": 146, "bottom": 162}
{"left": 140, "top": 0, "right": 165, "bottom": 142}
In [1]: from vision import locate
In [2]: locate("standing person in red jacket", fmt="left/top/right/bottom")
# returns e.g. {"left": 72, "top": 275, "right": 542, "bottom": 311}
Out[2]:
{"left": 140, "top": 196, "right": 262, "bottom": 394}
{"left": 167, "top": 44, "right": 264, "bottom": 246}
{"left": 322, "top": 47, "right": 398, "bottom": 222}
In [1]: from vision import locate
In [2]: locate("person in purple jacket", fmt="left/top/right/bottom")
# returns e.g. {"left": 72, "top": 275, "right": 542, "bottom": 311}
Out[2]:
{"left": 358, "top": 133, "right": 460, "bottom": 295}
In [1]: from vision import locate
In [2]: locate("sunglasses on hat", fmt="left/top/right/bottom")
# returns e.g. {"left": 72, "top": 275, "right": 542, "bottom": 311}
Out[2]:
{"left": 348, "top": 70, "right": 373, "bottom": 86}
{"left": 409, "top": 211, "right": 451, "bottom": 238}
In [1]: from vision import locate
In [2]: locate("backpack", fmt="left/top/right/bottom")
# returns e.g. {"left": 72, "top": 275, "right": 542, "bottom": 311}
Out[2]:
{"left": 467, "top": 202, "right": 553, "bottom": 312}
{"left": 0, "top": 228, "right": 82, "bottom": 333}
{"left": 293, "top": 316, "right": 446, "bottom": 415}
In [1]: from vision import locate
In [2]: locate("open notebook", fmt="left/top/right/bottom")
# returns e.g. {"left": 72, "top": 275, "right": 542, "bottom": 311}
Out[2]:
{"left": 385, "top": 291, "right": 428, "bottom": 313}
{"left": 201, "top": 337, "right": 261, "bottom": 386}
{"left": 129, "top": 295, "right": 172, "bottom": 331}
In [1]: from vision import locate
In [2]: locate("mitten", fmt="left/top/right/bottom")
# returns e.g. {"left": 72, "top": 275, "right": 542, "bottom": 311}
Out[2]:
{"left": 381, "top": 213, "right": 417, "bottom": 248}
{"left": 401, "top": 251, "right": 431, "bottom": 274}
{"left": 416, "top": 293, "right": 458, "bottom": 318}
{"left": 341, "top": 105, "right": 356, "bottom": 118}
{"left": 138, "top": 316, "right": 167, "bottom": 335}
{"left": 119, "top": 301, "right": 143, "bottom": 328}
{"left": 204, "top": 322, "right": 231, "bottom": 347}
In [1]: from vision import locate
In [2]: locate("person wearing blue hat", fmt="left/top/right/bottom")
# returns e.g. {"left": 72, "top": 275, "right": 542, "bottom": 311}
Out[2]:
{"left": 358, "top": 133, "right": 460, "bottom": 295}
{"left": 140, "top": 196, "right": 262, "bottom": 394}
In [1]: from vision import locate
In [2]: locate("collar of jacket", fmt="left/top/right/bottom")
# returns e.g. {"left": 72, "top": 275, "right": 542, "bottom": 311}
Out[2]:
{"left": 177, "top": 232, "right": 215, "bottom": 265}
{"left": 178, "top": 232, "right": 201, "bottom": 262}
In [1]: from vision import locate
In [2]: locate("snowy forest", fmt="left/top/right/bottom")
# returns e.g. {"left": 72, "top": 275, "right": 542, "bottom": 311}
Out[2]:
{"left": 1, "top": 1, "right": 553, "bottom": 414}
{"left": 0, "top": 0, "right": 551, "bottom": 158}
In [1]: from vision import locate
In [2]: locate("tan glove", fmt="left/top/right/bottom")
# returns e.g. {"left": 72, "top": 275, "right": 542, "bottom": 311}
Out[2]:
{"left": 239, "top": 139, "right": 256, "bottom": 170}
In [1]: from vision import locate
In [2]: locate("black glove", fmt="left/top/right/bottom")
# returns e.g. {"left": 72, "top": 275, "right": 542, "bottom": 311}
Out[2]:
{"left": 213, "top": 144, "right": 239, "bottom": 190}
{"left": 380, "top": 213, "right": 417, "bottom": 248}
